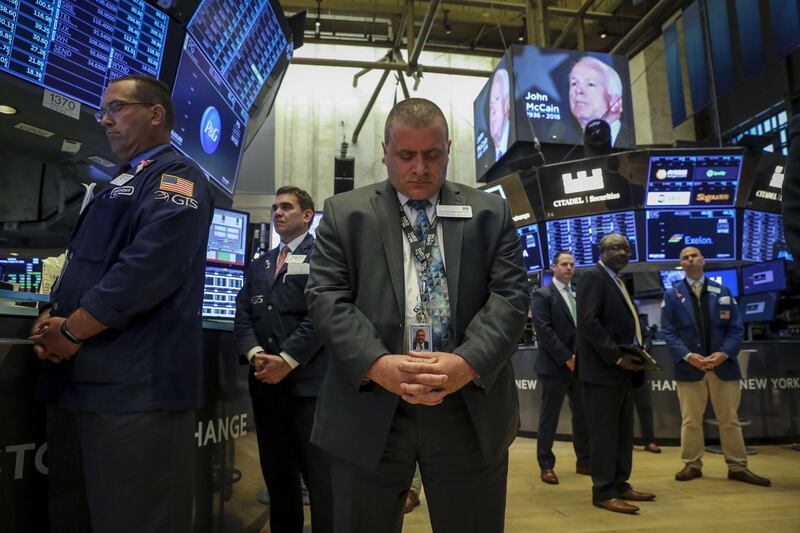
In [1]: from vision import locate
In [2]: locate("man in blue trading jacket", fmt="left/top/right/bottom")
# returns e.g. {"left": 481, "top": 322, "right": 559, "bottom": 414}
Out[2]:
{"left": 661, "top": 246, "right": 771, "bottom": 487}
{"left": 234, "top": 186, "right": 332, "bottom": 533}
{"left": 531, "top": 251, "right": 591, "bottom": 485}
{"left": 28, "top": 75, "right": 214, "bottom": 532}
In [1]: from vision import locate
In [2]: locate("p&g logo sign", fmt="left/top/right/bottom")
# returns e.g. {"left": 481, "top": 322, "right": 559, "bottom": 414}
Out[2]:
{"left": 200, "top": 106, "right": 221, "bottom": 154}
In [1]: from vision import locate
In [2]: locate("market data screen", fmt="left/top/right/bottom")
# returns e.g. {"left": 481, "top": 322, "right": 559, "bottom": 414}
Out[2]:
{"left": 517, "top": 223, "right": 544, "bottom": 274}
{"left": 646, "top": 209, "right": 736, "bottom": 261}
{"left": 171, "top": 35, "right": 247, "bottom": 195}
{"left": 741, "top": 259, "right": 787, "bottom": 296}
{"left": 742, "top": 209, "right": 794, "bottom": 263}
{"left": 202, "top": 265, "right": 244, "bottom": 319}
{"left": 188, "top": 0, "right": 291, "bottom": 109}
{"left": 545, "top": 210, "right": 638, "bottom": 268}
{"left": 645, "top": 153, "right": 742, "bottom": 207}
{"left": 0, "top": 0, "right": 169, "bottom": 108}
{"left": 207, "top": 207, "right": 248, "bottom": 267}
{"left": 0, "top": 257, "right": 42, "bottom": 292}
{"left": 739, "top": 292, "right": 778, "bottom": 322}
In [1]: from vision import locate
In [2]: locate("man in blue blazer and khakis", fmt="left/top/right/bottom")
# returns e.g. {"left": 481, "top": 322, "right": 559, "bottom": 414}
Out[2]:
{"left": 660, "top": 246, "right": 771, "bottom": 487}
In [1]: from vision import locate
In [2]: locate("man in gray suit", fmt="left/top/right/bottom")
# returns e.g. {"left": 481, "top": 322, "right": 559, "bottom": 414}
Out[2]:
{"left": 306, "top": 98, "right": 529, "bottom": 532}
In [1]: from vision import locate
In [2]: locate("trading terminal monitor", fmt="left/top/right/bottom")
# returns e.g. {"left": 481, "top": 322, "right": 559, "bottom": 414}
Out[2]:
{"left": 645, "top": 209, "right": 736, "bottom": 262}
{"left": 207, "top": 207, "right": 250, "bottom": 267}
{"left": 738, "top": 292, "right": 778, "bottom": 323}
{"left": 645, "top": 151, "right": 743, "bottom": 207}
{"left": 545, "top": 210, "right": 638, "bottom": 268}
{"left": 0, "top": 257, "right": 42, "bottom": 293}
{"left": 741, "top": 259, "right": 787, "bottom": 296}
{"left": 517, "top": 223, "right": 544, "bottom": 274}
{"left": 202, "top": 265, "right": 244, "bottom": 320}
{"left": 659, "top": 268, "right": 739, "bottom": 297}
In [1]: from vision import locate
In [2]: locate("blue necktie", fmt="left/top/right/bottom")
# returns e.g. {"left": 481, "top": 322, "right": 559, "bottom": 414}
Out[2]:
{"left": 407, "top": 200, "right": 452, "bottom": 351}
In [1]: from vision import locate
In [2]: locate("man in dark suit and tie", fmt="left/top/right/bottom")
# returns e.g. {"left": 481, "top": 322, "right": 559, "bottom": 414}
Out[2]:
{"left": 661, "top": 246, "right": 770, "bottom": 487}
{"left": 307, "top": 98, "right": 529, "bottom": 532}
{"left": 531, "top": 251, "right": 591, "bottom": 485}
{"left": 576, "top": 234, "right": 655, "bottom": 515}
{"left": 234, "top": 186, "right": 332, "bottom": 533}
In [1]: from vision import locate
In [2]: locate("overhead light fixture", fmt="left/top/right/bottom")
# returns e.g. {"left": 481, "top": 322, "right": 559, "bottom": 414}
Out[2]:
{"left": 315, "top": 0, "right": 321, "bottom": 37}
{"left": 600, "top": 32, "right": 607, "bottom": 39}
{"left": 9, "top": 251, "right": 19, "bottom": 256}
{"left": 443, "top": 9, "right": 452, "bottom": 35}
{"left": 0, "top": 104, "right": 16, "bottom": 114}
{"left": 518, "top": 17, "right": 526, "bottom": 42}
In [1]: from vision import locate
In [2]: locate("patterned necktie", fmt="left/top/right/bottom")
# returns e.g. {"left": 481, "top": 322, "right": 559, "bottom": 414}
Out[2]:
{"left": 615, "top": 276, "right": 643, "bottom": 345}
{"left": 407, "top": 199, "right": 452, "bottom": 351}
{"left": 274, "top": 245, "right": 290, "bottom": 278}
{"left": 564, "top": 284, "right": 577, "bottom": 323}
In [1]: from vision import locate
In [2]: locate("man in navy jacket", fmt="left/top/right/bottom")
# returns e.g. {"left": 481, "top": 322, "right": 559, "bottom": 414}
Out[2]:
{"left": 661, "top": 246, "right": 770, "bottom": 487}
{"left": 234, "top": 186, "right": 332, "bottom": 533}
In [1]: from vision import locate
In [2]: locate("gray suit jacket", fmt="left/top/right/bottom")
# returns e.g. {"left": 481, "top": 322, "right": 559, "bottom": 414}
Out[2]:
{"left": 306, "top": 180, "right": 529, "bottom": 470}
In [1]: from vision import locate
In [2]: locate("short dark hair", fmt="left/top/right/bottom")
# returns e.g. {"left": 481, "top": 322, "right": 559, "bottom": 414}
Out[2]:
{"left": 384, "top": 98, "right": 449, "bottom": 144}
{"left": 110, "top": 75, "right": 174, "bottom": 130}
{"left": 551, "top": 251, "right": 573, "bottom": 265}
{"left": 276, "top": 186, "right": 315, "bottom": 214}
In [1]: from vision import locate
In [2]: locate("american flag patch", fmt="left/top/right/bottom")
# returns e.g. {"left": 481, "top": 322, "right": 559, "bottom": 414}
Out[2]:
{"left": 160, "top": 174, "right": 194, "bottom": 197}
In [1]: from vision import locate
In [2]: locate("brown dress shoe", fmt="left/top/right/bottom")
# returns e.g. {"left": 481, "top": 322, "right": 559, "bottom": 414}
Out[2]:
{"left": 575, "top": 465, "right": 592, "bottom": 476}
{"left": 403, "top": 490, "right": 420, "bottom": 513}
{"left": 541, "top": 468, "right": 559, "bottom": 485}
{"left": 644, "top": 442, "right": 662, "bottom": 454}
{"left": 728, "top": 469, "right": 772, "bottom": 487}
{"left": 619, "top": 488, "right": 656, "bottom": 501}
{"left": 675, "top": 465, "right": 703, "bottom": 481}
{"left": 593, "top": 498, "right": 639, "bottom": 514}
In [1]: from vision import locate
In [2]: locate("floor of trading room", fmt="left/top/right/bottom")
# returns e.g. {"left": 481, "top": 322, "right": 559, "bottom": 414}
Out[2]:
{"left": 247, "top": 436, "right": 800, "bottom": 532}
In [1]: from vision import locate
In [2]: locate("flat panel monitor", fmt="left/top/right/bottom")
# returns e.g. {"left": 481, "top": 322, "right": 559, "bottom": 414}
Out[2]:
{"left": 542, "top": 271, "right": 553, "bottom": 287}
{"left": 645, "top": 151, "right": 743, "bottom": 207}
{"left": 645, "top": 209, "right": 736, "bottom": 261}
{"left": 510, "top": 45, "right": 635, "bottom": 148}
{"left": 739, "top": 292, "right": 778, "bottom": 323}
{"left": 545, "top": 210, "right": 638, "bottom": 268}
{"left": 171, "top": 35, "right": 248, "bottom": 196}
{"left": 741, "top": 259, "right": 787, "bottom": 296}
{"left": 481, "top": 173, "right": 536, "bottom": 227}
{"left": 474, "top": 52, "right": 515, "bottom": 178}
{"left": 537, "top": 157, "right": 633, "bottom": 219}
{"left": 0, "top": 0, "right": 170, "bottom": 108}
{"left": 660, "top": 269, "right": 685, "bottom": 290}
{"left": 741, "top": 209, "right": 794, "bottom": 263}
{"left": 202, "top": 265, "right": 243, "bottom": 320}
{"left": 745, "top": 153, "right": 784, "bottom": 213}
{"left": 269, "top": 212, "right": 324, "bottom": 250}
{"left": 0, "top": 257, "right": 42, "bottom": 292}
{"left": 207, "top": 207, "right": 249, "bottom": 267}
{"left": 517, "top": 223, "right": 544, "bottom": 274}
{"left": 188, "top": 0, "right": 293, "bottom": 110}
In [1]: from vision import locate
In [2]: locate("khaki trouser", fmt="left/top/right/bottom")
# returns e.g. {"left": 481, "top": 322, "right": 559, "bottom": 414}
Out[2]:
{"left": 676, "top": 371, "right": 748, "bottom": 472}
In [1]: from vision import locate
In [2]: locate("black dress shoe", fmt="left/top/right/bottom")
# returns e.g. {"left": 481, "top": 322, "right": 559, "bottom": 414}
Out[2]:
{"left": 728, "top": 469, "right": 772, "bottom": 487}
{"left": 403, "top": 490, "right": 420, "bottom": 513}
{"left": 619, "top": 488, "right": 656, "bottom": 501}
{"left": 593, "top": 498, "right": 639, "bottom": 514}
{"left": 675, "top": 465, "right": 703, "bottom": 481}
{"left": 575, "top": 465, "right": 592, "bottom": 476}
{"left": 644, "top": 442, "right": 662, "bottom": 454}
{"left": 540, "top": 468, "right": 559, "bottom": 485}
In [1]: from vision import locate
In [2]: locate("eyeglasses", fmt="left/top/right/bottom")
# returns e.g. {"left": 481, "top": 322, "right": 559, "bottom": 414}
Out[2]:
{"left": 94, "top": 102, "right": 154, "bottom": 123}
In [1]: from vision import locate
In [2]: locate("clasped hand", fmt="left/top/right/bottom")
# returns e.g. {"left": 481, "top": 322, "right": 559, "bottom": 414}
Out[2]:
{"left": 366, "top": 351, "right": 478, "bottom": 407}
{"left": 252, "top": 353, "right": 293, "bottom": 384}
{"left": 687, "top": 352, "right": 726, "bottom": 371}
{"left": 28, "top": 315, "right": 80, "bottom": 364}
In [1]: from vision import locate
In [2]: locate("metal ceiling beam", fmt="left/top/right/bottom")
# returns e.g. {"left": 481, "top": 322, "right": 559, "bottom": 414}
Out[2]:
{"left": 548, "top": 6, "right": 639, "bottom": 22}
{"left": 292, "top": 57, "right": 492, "bottom": 77}
{"left": 351, "top": 67, "right": 392, "bottom": 144}
{"left": 408, "top": 0, "right": 442, "bottom": 73}
{"left": 551, "top": 0, "right": 597, "bottom": 49}
{"left": 610, "top": 0, "right": 675, "bottom": 56}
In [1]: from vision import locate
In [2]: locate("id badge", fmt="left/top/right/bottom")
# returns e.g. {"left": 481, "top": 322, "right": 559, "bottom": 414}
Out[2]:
{"left": 408, "top": 323, "right": 433, "bottom": 353}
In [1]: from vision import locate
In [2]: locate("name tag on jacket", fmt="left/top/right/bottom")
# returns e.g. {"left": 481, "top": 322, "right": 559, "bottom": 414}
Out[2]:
{"left": 287, "top": 263, "right": 310, "bottom": 275}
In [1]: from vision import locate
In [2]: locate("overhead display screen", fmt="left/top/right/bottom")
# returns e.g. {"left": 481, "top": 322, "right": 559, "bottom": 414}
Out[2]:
{"left": 474, "top": 53, "right": 515, "bottom": 179}
{"left": 517, "top": 223, "right": 544, "bottom": 274}
{"left": 171, "top": 35, "right": 248, "bottom": 196}
{"left": 511, "top": 45, "right": 635, "bottom": 149}
{"left": 207, "top": 208, "right": 249, "bottom": 267}
{"left": 545, "top": 210, "right": 638, "bottom": 268}
{"left": 645, "top": 152, "right": 743, "bottom": 207}
{"left": 645, "top": 209, "right": 736, "bottom": 261}
{"left": 481, "top": 173, "right": 536, "bottom": 227}
{"left": 188, "top": 0, "right": 292, "bottom": 110}
{"left": 742, "top": 209, "right": 794, "bottom": 263}
{"left": 538, "top": 157, "right": 633, "bottom": 219}
{"left": 745, "top": 153, "right": 784, "bottom": 213}
{"left": 741, "top": 259, "right": 787, "bottom": 296}
{"left": 0, "top": 0, "right": 169, "bottom": 108}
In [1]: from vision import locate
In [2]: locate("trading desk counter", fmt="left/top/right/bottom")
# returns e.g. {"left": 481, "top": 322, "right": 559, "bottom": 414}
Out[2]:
{"left": 512, "top": 342, "right": 800, "bottom": 444}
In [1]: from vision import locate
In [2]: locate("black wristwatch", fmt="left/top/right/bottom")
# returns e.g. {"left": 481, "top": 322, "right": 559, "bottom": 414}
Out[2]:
{"left": 60, "top": 320, "right": 83, "bottom": 345}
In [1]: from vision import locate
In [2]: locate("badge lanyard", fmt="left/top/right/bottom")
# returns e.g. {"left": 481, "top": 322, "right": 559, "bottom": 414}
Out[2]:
{"left": 397, "top": 199, "right": 440, "bottom": 323}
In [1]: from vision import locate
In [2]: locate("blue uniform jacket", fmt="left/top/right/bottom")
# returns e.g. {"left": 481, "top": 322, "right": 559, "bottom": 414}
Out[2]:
{"left": 233, "top": 234, "right": 326, "bottom": 398}
{"left": 660, "top": 278, "right": 744, "bottom": 382}
{"left": 39, "top": 146, "right": 214, "bottom": 411}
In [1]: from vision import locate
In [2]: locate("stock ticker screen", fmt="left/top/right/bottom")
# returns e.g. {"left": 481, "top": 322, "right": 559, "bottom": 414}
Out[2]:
{"left": 0, "top": 0, "right": 169, "bottom": 108}
{"left": 0, "top": 256, "right": 42, "bottom": 292}
{"left": 741, "top": 209, "right": 794, "bottom": 263}
{"left": 206, "top": 207, "right": 248, "bottom": 267}
{"left": 517, "top": 223, "right": 544, "bottom": 274}
{"left": 645, "top": 209, "right": 736, "bottom": 262}
{"left": 202, "top": 265, "right": 243, "bottom": 320}
{"left": 188, "top": 0, "right": 291, "bottom": 109}
{"left": 545, "top": 210, "right": 638, "bottom": 268}
{"left": 645, "top": 152, "right": 742, "bottom": 208}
